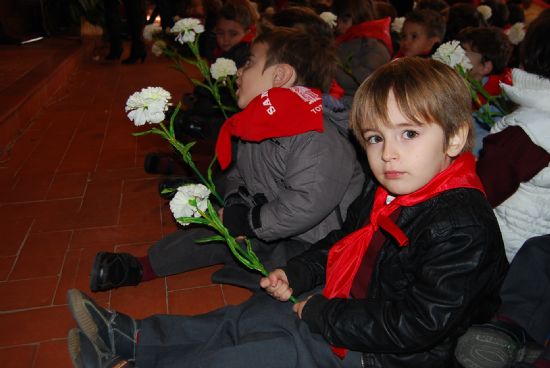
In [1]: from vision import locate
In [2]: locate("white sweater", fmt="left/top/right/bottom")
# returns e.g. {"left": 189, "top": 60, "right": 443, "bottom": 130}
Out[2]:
{"left": 491, "top": 69, "right": 550, "bottom": 261}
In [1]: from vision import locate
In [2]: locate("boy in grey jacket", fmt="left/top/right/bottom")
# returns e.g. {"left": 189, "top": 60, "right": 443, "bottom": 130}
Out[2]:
{"left": 88, "top": 27, "right": 365, "bottom": 292}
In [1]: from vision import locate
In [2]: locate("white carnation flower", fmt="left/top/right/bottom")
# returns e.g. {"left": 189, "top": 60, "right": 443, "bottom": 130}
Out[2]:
{"left": 432, "top": 41, "right": 473, "bottom": 71}
{"left": 391, "top": 17, "right": 405, "bottom": 34}
{"left": 151, "top": 40, "right": 166, "bottom": 56}
{"left": 320, "top": 12, "right": 337, "bottom": 28}
{"left": 506, "top": 22, "right": 526, "bottom": 45}
{"left": 169, "top": 184, "right": 211, "bottom": 225}
{"left": 210, "top": 58, "right": 238, "bottom": 81}
{"left": 125, "top": 87, "right": 171, "bottom": 126}
{"left": 171, "top": 18, "right": 205, "bottom": 44}
{"left": 477, "top": 5, "right": 492, "bottom": 21}
{"left": 143, "top": 23, "right": 162, "bottom": 42}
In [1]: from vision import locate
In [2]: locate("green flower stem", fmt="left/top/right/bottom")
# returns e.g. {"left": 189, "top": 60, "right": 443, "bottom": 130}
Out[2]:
{"left": 156, "top": 122, "right": 224, "bottom": 205}
{"left": 195, "top": 200, "right": 297, "bottom": 304}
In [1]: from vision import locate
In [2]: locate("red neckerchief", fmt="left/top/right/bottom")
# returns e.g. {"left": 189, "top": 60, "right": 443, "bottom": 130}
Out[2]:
{"left": 476, "top": 68, "right": 513, "bottom": 107}
{"left": 322, "top": 152, "right": 484, "bottom": 358}
{"left": 336, "top": 17, "right": 393, "bottom": 55}
{"left": 329, "top": 80, "right": 345, "bottom": 99}
{"left": 215, "top": 87, "right": 324, "bottom": 169}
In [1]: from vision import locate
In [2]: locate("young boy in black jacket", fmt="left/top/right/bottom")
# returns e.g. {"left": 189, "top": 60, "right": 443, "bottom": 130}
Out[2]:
{"left": 66, "top": 57, "right": 507, "bottom": 368}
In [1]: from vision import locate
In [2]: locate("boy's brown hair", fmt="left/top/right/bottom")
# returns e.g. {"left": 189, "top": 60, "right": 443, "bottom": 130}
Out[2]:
{"left": 457, "top": 26, "right": 513, "bottom": 75}
{"left": 252, "top": 27, "right": 338, "bottom": 92}
{"left": 351, "top": 57, "right": 473, "bottom": 153}
{"left": 333, "top": 0, "right": 378, "bottom": 24}
{"left": 405, "top": 9, "right": 446, "bottom": 41}
{"left": 218, "top": 0, "right": 258, "bottom": 30}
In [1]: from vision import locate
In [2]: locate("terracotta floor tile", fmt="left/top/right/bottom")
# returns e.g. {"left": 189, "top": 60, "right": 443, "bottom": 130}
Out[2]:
{"left": 0, "top": 345, "right": 37, "bottom": 368}
{"left": 0, "top": 218, "right": 33, "bottom": 257}
{"left": 34, "top": 339, "right": 72, "bottom": 368}
{"left": 71, "top": 223, "right": 161, "bottom": 249}
{"left": 9, "top": 231, "right": 72, "bottom": 280}
{"left": 0, "top": 256, "right": 16, "bottom": 281}
{"left": 0, "top": 198, "right": 81, "bottom": 222}
{"left": 46, "top": 172, "right": 90, "bottom": 200}
{"left": 3, "top": 174, "right": 54, "bottom": 203}
{"left": 168, "top": 285, "right": 225, "bottom": 316}
{"left": 166, "top": 264, "right": 223, "bottom": 291}
{"left": 0, "top": 306, "right": 74, "bottom": 346}
{"left": 110, "top": 277, "right": 168, "bottom": 319}
{"left": 0, "top": 276, "right": 58, "bottom": 311}
{"left": 221, "top": 284, "right": 253, "bottom": 306}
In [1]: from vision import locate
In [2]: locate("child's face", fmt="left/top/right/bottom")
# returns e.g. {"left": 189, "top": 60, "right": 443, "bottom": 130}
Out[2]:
{"left": 399, "top": 22, "right": 439, "bottom": 57}
{"left": 335, "top": 15, "right": 353, "bottom": 36}
{"left": 363, "top": 92, "right": 456, "bottom": 196}
{"left": 215, "top": 18, "right": 247, "bottom": 52}
{"left": 462, "top": 43, "right": 492, "bottom": 81}
{"left": 235, "top": 42, "right": 277, "bottom": 109}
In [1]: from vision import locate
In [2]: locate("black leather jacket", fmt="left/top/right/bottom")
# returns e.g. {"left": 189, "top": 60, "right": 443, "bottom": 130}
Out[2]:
{"left": 284, "top": 183, "right": 508, "bottom": 367}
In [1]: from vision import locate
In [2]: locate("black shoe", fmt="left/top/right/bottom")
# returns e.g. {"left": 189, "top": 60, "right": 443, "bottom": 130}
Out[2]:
{"left": 455, "top": 320, "right": 543, "bottom": 368}
{"left": 90, "top": 253, "right": 143, "bottom": 292}
{"left": 174, "top": 115, "right": 210, "bottom": 141}
{"left": 67, "top": 289, "right": 139, "bottom": 362}
{"left": 158, "top": 176, "right": 192, "bottom": 199}
{"left": 68, "top": 328, "right": 131, "bottom": 368}
{"left": 143, "top": 152, "right": 189, "bottom": 176}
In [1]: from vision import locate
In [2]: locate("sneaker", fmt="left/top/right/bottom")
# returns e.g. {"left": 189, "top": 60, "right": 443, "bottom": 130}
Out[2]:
{"left": 67, "top": 328, "right": 131, "bottom": 368}
{"left": 67, "top": 289, "right": 139, "bottom": 362}
{"left": 456, "top": 321, "right": 543, "bottom": 368}
{"left": 90, "top": 252, "right": 143, "bottom": 292}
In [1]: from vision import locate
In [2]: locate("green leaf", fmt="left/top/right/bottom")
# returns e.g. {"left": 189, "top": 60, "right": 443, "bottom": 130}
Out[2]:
{"left": 195, "top": 235, "right": 226, "bottom": 243}
{"left": 191, "top": 79, "right": 211, "bottom": 92}
{"left": 176, "top": 216, "right": 209, "bottom": 225}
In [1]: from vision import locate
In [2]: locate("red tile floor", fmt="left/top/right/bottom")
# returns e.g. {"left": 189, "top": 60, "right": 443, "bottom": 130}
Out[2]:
{"left": 0, "top": 38, "right": 251, "bottom": 367}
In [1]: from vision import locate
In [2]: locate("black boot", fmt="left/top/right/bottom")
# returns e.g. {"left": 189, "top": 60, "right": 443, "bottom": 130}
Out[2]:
{"left": 90, "top": 252, "right": 143, "bottom": 292}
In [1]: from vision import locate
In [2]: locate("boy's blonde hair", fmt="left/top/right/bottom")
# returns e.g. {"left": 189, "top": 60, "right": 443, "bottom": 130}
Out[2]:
{"left": 350, "top": 57, "right": 474, "bottom": 153}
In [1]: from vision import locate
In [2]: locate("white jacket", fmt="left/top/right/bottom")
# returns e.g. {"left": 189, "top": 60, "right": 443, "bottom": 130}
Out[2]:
{"left": 491, "top": 69, "right": 550, "bottom": 261}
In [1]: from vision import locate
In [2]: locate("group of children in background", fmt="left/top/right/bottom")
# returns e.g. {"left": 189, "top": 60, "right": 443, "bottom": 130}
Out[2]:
{"left": 66, "top": 1, "right": 550, "bottom": 367}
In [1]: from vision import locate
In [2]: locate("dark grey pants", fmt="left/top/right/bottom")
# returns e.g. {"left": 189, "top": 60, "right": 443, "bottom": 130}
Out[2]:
{"left": 499, "top": 234, "right": 550, "bottom": 345}
{"left": 148, "top": 228, "right": 311, "bottom": 290}
{"left": 136, "top": 292, "right": 362, "bottom": 368}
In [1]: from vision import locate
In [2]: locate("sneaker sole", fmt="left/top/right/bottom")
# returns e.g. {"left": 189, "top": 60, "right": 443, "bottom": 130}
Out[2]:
{"left": 455, "top": 326, "right": 519, "bottom": 368}
{"left": 67, "top": 328, "right": 83, "bottom": 368}
{"left": 67, "top": 289, "right": 110, "bottom": 354}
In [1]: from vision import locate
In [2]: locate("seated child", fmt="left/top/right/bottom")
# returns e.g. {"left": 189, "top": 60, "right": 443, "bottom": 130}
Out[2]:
{"left": 332, "top": 0, "right": 392, "bottom": 108}
{"left": 445, "top": 3, "right": 487, "bottom": 42}
{"left": 66, "top": 57, "right": 508, "bottom": 368}
{"left": 456, "top": 26, "right": 513, "bottom": 155}
{"left": 394, "top": 8, "right": 445, "bottom": 57}
{"left": 89, "top": 27, "right": 365, "bottom": 293}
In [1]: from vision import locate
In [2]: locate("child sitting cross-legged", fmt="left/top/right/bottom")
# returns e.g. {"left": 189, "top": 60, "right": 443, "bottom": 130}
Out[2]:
{"left": 89, "top": 27, "right": 364, "bottom": 294}
{"left": 66, "top": 57, "right": 508, "bottom": 368}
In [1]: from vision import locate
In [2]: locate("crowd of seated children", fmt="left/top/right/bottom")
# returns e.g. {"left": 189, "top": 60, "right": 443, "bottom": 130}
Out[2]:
{"left": 88, "top": 26, "right": 364, "bottom": 295}
{"left": 66, "top": 56, "right": 508, "bottom": 368}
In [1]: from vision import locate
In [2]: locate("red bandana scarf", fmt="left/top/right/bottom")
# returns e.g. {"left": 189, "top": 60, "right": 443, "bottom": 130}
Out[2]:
{"left": 322, "top": 152, "right": 484, "bottom": 358}
{"left": 336, "top": 17, "right": 393, "bottom": 55}
{"left": 215, "top": 87, "right": 324, "bottom": 169}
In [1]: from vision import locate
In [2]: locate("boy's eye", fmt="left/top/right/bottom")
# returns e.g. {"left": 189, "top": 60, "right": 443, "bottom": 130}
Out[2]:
{"left": 365, "top": 134, "right": 382, "bottom": 144}
{"left": 403, "top": 130, "right": 418, "bottom": 139}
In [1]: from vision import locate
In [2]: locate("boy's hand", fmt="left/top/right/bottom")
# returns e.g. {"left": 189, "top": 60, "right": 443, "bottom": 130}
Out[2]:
{"left": 293, "top": 295, "right": 313, "bottom": 319}
{"left": 260, "top": 269, "right": 293, "bottom": 302}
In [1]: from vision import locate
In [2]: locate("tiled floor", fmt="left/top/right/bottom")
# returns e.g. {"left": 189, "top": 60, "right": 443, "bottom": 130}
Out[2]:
{"left": 0, "top": 38, "right": 251, "bottom": 367}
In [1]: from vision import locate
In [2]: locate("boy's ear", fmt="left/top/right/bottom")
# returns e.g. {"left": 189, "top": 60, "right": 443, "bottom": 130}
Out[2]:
{"left": 446, "top": 124, "right": 469, "bottom": 157}
{"left": 272, "top": 64, "right": 297, "bottom": 88}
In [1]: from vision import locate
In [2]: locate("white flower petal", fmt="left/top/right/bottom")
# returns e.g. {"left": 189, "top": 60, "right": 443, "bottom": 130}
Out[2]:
{"left": 320, "top": 12, "right": 337, "bottom": 28}
{"left": 210, "top": 58, "right": 238, "bottom": 80}
{"left": 391, "top": 17, "right": 405, "bottom": 34}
